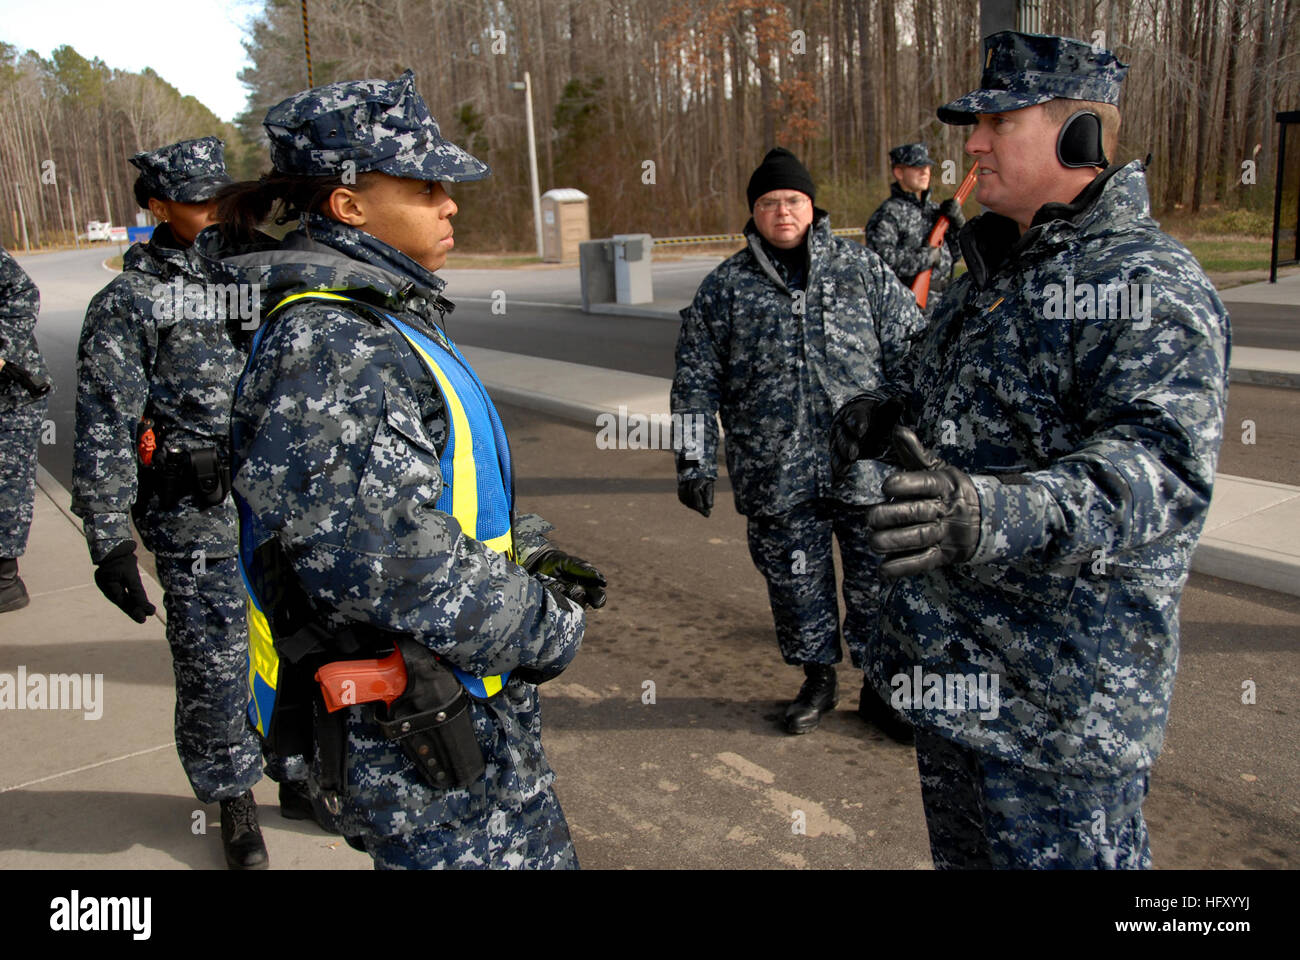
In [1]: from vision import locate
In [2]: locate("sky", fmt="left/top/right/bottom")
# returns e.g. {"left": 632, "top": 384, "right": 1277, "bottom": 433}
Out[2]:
{"left": 0, "top": 0, "right": 264, "bottom": 122}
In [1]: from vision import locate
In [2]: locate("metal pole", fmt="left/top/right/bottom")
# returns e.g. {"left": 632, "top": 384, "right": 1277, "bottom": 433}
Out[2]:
{"left": 15, "top": 184, "right": 30, "bottom": 252}
{"left": 523, "top": 71, "right": 543, "bottom": 258}
{"left": 1271, "top": 119, "right": 1285, "bottom": 284}
{"left": 69, "top": 186, "right": 79, "bottom": 250}
{"left": 1293, "top": 126, "right": 1300, "bottom": 264}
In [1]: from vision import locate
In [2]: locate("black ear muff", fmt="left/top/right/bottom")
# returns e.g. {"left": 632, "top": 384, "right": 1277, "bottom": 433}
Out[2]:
{"left": 1057, "top": 110, "right": 1108, "bottom": 169}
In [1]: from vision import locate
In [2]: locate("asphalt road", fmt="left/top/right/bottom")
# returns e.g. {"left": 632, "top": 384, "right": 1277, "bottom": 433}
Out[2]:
{"left": 14, "top": 247, "right": 119, "bottom": 492}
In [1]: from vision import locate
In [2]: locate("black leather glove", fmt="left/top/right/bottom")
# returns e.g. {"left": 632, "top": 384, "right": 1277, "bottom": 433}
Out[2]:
{"left": 830, "top": 392, "right": 906, "bottom": 481}
{"left": 513, "top": 662, "right": 566, "bottom": 686}
{"left": 526, "top": 548, "right": 607, "bottom": 609}
{"left": 93, "top": 541, "right": 156, "bottom": 623}
{"left": 866, "top": 425, "right": 981, "bottom": 578}
{"left": 938, "top": 198, "right": 966, "bottom": 231}
{"left": 677, "top": 478, "right": 714, "bottom": 517}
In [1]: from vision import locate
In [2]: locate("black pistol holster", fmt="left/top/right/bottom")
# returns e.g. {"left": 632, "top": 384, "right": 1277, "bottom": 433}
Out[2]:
{"left": 249, "top": 534, "right": 486, "bottom": 814}
{"left": 187, "top": 448, "right": 232, "bottom": 508}
{"left": 150, "top": 448, "right": 231, "bottom": 510}
{"left": 372, "top": 638, "right": 486, "bottom": 791}
{"left": 135, "top": 419, "right": 232, "bottom": 512}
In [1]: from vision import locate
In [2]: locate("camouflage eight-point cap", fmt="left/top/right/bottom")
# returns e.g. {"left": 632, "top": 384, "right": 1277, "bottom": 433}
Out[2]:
{"left": 264, "top": 68, "right": 490, "bottom": 183}
{"left": 128, "top": 136, "right": 232, "bottom": 203}
{"left": 937, "top": 30, "right": 1129, "bottom": 124}
{"left": 889, "top": 143, "right": 933, "bottom": 168}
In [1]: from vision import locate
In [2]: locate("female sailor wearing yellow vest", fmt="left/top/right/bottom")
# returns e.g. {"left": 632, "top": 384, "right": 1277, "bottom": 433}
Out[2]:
{"left": 198, "top": 71, "right": 605, "bottom": 869}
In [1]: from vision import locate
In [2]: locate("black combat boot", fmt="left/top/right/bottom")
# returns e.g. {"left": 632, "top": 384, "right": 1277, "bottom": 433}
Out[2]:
{"left": 278, "top": 779, "right": 313, "bottom": 819}
{"left": 0, "top": 558, "right": 29, "bottom": 613}
{"left": 220, "top": 791, "right": 269, "bottom": 870}
{"left": 858, "top": 677, "right": 914, "bottom": 744}
{"left": 784, "top": 663, "right": 838, "bottom": 735}
{"left": 278, "top": 780, "right": 340, "bottom": 835}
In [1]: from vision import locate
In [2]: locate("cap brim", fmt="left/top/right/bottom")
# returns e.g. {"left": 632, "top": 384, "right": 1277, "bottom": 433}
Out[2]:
{"left": 379, "top": 137, "right": 491, "bottom": 183}
{"left": 168, "top": 177, "right": 233, "bottom": 203}
{"left": 937, "top": 88, "right": 1052, "bottom": 125}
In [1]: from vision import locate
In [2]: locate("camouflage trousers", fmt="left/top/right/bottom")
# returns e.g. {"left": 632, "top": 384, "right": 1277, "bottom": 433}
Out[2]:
{"left": 154, "top": 554, "right": 263, "bottom": 804}
{"left": 363, "top": 785, "right": 579, "bottom": 870}
{"left": 913, "top": 728, "right": 1152, "bottom": 869}
{"left": 745, "top": 499, "right": 885, "bottom": 668}
{"left": 0, "top": 396, "right": 47, "bottom": 557}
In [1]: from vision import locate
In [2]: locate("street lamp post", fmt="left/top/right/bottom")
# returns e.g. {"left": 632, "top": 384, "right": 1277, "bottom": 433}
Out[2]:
{"left": 68, "top": 185, "right": 79, "bottom": 250}
{"left": 509, "top": 72, "right": 543, "bottom": 259}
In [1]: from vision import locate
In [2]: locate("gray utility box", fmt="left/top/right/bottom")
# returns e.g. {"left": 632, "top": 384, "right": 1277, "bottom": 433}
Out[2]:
{"left": 579, "top": 239, "right": 616, "bottom": 311}
{"left": 612, "top": 233, "right": 653, "bottom": 304}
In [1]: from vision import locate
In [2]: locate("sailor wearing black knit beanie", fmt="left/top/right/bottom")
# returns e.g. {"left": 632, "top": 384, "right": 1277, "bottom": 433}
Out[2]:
{"left": 672, "top": 145, "right": 927, "bottom": 741}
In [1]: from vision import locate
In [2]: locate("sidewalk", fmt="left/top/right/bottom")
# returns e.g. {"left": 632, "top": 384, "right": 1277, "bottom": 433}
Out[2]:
{"left": 462, "top": 344, "right": 1300, "bottom": 599}
{"left": 1218, "top": 272, "right": 1300, "bottom": 306}
{"left": 0, "top": 466, "right": 370, "bottom": 870}
{"left": 1219, "top": 275, "right": 1300, "bottom": 387}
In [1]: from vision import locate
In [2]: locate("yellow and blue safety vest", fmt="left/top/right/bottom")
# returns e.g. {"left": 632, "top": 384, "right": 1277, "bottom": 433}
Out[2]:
{"left": 237, "top": 292, "right": 515, "bottom": 738}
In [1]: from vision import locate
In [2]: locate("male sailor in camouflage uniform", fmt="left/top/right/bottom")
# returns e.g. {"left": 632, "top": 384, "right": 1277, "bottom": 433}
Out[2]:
{"left": 197, "top": 70, "right": 604, "bottom": 869}
{"left": 72, "top": 139, "right": 274, "bottom": 869}
{"left": 831, "top": 32, "right": 1230, "bottom": 868}
{"left": 864, "top": 143, "right": 965, "bottom": 314}
{"left": 0, "top": 246, "right": 50, "bottom": 612}
{"left": 673, "top": 147, "right": 925, "bottom": 738}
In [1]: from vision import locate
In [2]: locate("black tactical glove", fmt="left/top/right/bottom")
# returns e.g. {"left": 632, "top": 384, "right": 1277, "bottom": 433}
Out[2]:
{"left": 866, "top": 426, "right": 981, "bottom": 578}
{"left": 938, "top": 198, "right": 967, "bottom": 231}
{"left": 526, "top": 547, "right": 607, "bottom": 610}
{"left": 830, "top": 391, "right": 906, "bottom": 481}
{"left": 677, "top": 478, "right": 714, "bottom": 517}
{"left": 93, "top": 541, "right": 157, "bottom": 623}
{"left": 513, "top": 662, "right": 567, "bottom": 686}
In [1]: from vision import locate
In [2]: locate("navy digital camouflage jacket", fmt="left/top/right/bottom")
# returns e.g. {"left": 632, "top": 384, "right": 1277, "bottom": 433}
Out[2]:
{"left": 864, "top": 182, "right": 962, "bottom": 296}
{"left": 72, "top": 224, "right": 246, "bottom": 562}
{"left": 672, "top": 211, "right": 927, "bottom": 516}
{"left": 196, "top": 214, "right": 585, "bottom": 834}
{"left": 0, "top": 246, "right": 48, "bottom": 415}
{"left": 873, "top": 161, "right": 1230, "bottom": 778}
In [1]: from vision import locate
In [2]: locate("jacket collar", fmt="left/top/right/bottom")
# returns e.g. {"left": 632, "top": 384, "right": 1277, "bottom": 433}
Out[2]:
{"left": 958, "top": 160, "right": 1140, "bottom": 288}
{"left": 743, "top": 208, "right": 832, "bottom": 293}
{"left": 123, "top": 221, "right": 193, "bottom": 277}
{"left": 889, "top": 181, "right": 931, "bottom": 206}
{"left": 193, "top": 215, "right": 455, "bottom": 329}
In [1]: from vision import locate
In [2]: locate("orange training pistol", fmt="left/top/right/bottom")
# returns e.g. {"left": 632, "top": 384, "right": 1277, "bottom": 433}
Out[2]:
{"left": 315, "top": 648, "right": 408, "bottom": 713}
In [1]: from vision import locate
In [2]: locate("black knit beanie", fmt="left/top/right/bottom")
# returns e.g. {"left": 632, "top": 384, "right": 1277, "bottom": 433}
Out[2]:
{"left": 746, "top": 147, "right": 816, "bottom": 210}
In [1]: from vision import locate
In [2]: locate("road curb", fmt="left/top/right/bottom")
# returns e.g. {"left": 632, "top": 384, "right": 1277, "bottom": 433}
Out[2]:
{"left": 487, "top": 385, "right": 610, "bottom": 427}
{"left": 583, "top": 303, "right": 685, "bottom": 321}
{"left": 1190, "top": 539, "right": 1300, "bottom": 598}
{"left": 1229, "top": 368, "right": 1300, "bottom": 389}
